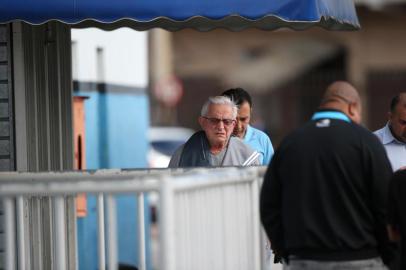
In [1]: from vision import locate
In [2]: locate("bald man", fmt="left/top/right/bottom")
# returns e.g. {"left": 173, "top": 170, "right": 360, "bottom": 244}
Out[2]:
{"left": 260, "top": 81, "right": 395, "bottom": 270}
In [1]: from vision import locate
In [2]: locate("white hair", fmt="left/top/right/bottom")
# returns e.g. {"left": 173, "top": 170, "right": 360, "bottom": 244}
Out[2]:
{"left": 201, "top": 96, "right": 238, "bottom": 119}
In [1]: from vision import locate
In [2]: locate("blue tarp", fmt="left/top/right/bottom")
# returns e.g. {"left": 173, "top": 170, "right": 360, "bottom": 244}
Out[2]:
{"left": 0, "top": 0, "right": 360, "bottom": 30}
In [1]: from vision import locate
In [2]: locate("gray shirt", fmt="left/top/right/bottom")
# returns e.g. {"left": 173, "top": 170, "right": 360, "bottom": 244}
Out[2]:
{"left": 168, "top": 135, "right": 260, "bottom": 168}
{"left": 169, "top": 146, "right": 227, "bottom": 167}
{"left": 374, "top": 123, "right": 406, "bottom": 171}
{"left": 208, "top": 148, "right": 227, "bottom": 166}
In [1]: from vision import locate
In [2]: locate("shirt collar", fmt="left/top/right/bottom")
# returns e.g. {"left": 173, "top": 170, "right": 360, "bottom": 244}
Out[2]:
{"left": 382, "top": 123, "right": 403, "bottom": 145}
{"left": 311, "top": 110, "right": 351, "bottom": 123}
{"left": 243, "top": 125, "right": 253, "bottom": 142}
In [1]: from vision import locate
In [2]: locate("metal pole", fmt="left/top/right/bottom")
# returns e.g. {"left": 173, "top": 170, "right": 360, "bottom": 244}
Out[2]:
{"left": 137, "top": 193, "right": 146, "bottom": 270}
{"left": 16, "top": 196, "right": 26, "bottom": 270}
{"left": 106, "top": 194, "right": 118, "bottom": 270}
{"left": 4, "top": 197, "right": 16, "bottom": 270}
{"left": 54, "top": 196, "right": 67, "bottom": 270}
{"left": 97, "top": 193, "right": 106, "bottom": 270}
{"left": 159, "top": 177, "right": 176, "bottom": 270}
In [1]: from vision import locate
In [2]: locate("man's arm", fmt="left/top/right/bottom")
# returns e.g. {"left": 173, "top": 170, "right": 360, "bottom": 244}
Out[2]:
{"left": 366, "top": 135, "right": 396, "bottom": 265}
{"left": 387, "top": 170, "right": 404, "bottom": 242}
{"left": 260, "top": 150, "right": 284, "bottom": 257}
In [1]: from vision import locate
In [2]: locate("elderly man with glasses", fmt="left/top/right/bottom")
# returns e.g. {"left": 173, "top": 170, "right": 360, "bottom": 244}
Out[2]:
{"left": 168, "top": 96, "right": 260, "bottom": 167}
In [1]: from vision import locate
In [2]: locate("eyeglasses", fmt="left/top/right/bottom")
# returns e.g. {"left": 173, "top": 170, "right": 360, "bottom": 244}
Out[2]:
{"left": 202, "top": 117, "right": 236, "bottom": 127}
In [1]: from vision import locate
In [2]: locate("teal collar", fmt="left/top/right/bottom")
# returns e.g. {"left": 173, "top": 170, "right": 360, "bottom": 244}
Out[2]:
{"left": 243, "top": 125, "right": 253, "bottom": 142}
{"left": 311, "top": 111, "right": 351, "bottom": 123}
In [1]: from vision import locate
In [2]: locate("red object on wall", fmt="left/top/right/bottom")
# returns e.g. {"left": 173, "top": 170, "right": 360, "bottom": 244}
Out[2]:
{"left": 73, "top": 96, "right": 89, "bottom": 217}
{"left": 153, "top": 75, "right": 183, "bottom": 107}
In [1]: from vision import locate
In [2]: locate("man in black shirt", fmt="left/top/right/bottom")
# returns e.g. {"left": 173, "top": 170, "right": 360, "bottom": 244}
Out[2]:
{"left": 387, "top": 169, "right": 406, "bottom": 270}
{"left": 260, "top": 81, "right": 395, "bottom": 269}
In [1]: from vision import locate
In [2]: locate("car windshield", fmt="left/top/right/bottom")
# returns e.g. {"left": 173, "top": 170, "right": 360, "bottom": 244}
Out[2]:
{"left": 151, "top": 141, "right": 185, "bottom": 156}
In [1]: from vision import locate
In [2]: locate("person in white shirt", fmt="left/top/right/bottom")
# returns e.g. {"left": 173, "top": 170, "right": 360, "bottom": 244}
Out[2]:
{"left": 374, "top": 93, "right": 406, "bottom": 171}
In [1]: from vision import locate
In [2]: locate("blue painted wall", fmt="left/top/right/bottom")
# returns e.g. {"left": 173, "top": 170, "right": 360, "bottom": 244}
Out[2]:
{"left": 83, "top": 91, "right": 149, "bottom": 169}
{"left": 75, "top": 89, "right": 151, "bottom": 270}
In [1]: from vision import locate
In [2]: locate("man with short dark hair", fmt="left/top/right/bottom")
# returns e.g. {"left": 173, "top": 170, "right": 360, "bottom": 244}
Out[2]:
{"left": 374, "top": 93, "right": 406, "bottom": 171}
{"left": 222, "top": 88, "right": 274, "bottom": 165}
{"left": 260, "top": 81, "right": 395, "bottom": 270}
{"left": 168, "top": 96, "right": 260, "bottom": 167}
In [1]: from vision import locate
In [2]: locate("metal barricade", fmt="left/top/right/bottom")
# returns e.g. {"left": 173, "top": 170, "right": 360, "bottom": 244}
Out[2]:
{"left": 0, "top": 167, "right": 266, "bottom": 270}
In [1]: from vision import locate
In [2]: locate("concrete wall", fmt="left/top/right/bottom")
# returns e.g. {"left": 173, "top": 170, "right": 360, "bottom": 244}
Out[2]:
{"left": 71, "top": 28, "right": 148, "bottom": 88}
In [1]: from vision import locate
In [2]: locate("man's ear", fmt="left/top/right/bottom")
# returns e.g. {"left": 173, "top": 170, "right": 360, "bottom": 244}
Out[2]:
{"left": 347, "top": 102, "right": 361, "bottom": 124}
{"left": 388, "top": 111, "right": 393, "bottom": 122}
{"left": 348, "top": 103, "right": 356, "bottom": 117}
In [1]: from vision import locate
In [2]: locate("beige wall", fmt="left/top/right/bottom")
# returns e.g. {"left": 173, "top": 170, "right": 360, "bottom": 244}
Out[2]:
{"left": 169, "top": 7, "right": 406, "bottom": 134}
{"left": 173, "top": 8, "right": 406, "bottom": 76}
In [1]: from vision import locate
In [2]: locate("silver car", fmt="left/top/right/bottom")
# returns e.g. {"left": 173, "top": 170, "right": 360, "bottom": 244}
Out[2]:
{"left": 147, "top": 126, "right": 194, "bottom": 168}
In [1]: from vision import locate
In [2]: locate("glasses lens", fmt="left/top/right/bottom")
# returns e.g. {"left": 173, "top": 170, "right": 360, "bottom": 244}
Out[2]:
{"left": 205, "top": 117, "right": 234, "bottom": 126}
{"left": 223, "top": 119, "right": 234, "bottom": 126}
{"left": 208, "top": 118, "right": 220, "bottom": 125}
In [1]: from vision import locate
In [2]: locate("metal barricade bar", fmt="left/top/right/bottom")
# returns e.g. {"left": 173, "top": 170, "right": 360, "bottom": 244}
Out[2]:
{"left": 97, "top": 193, "right": 106, "bottom": 270}
{"left": 137, "top": 193, "right": 146, "bottom": 270}
{"left": 106, "top": 194, "right": 118, "bottom": 270}
{"left": 16, "top": 196, "right": 26, "bottom": 270}
{"left": 0, "top": 167, "right": 267, "bottom": 270}
{"left": 4, "top": 197, "right": 16, "bottom": 270}
{"left": 54, "top": 196, "right": 67, "bottom": 270}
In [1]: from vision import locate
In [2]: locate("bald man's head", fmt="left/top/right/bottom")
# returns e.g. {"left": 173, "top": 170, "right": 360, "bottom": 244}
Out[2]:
{"left": 320, "top": 81, "right": 362, "bottom": 124}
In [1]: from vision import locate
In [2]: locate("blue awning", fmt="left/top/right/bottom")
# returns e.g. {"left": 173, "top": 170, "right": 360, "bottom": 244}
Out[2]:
{"left": 0, "top": 0, "right": 360, "bottom": 31}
